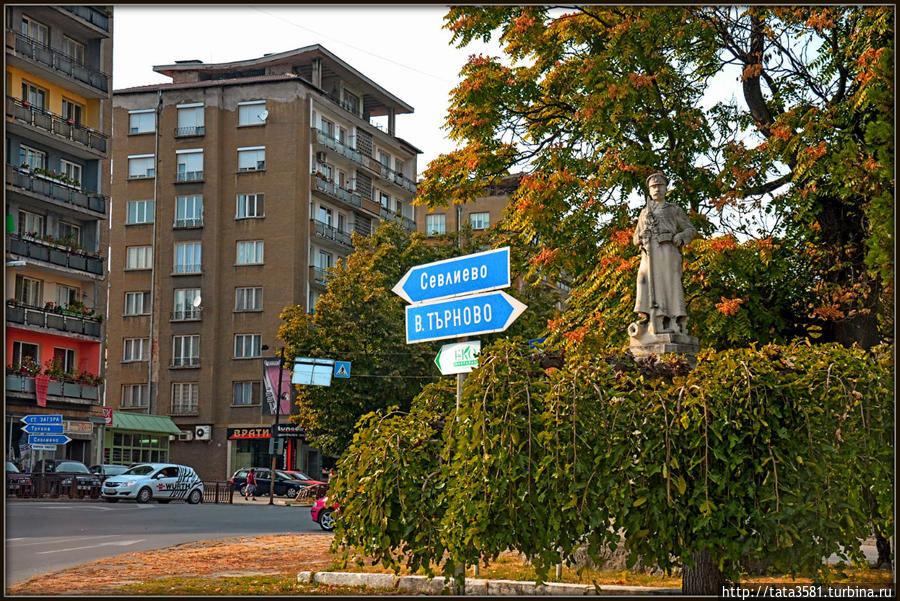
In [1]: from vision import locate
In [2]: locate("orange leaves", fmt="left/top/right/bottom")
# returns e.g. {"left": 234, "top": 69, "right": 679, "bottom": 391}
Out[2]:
{"left": 716, "top": 297, "right": 745, "bottom": 316}
{"left": 610, "top": 227, "right": 635, "bottom": 247}
{"left": 742, "top": 63, "right": 764, "bottom": 81}
{"left": 708, "top": 235, "right": 738, "bottom": 252}
{"left": 771, "top": 124, "right": 793, "bottom": 142}
{"left": 532, "top": 246, "right": 560, "bottom": 266}
{"left": 563, "top": 324, "right": 590, "bottom": 344}
{"left": 805, "top": 141, "right": 828, "bottom": 160}
{"left": 627, "top": 72, "right": 656, "bottom": 88}
{"left": 805, "top": 11, "right": 835, "bottom": 32}
{"left": 513, "top": 12, "right": 536, "bottom": 34}
{"left": 812, "top": 305, "right": 845, "bottom": 320}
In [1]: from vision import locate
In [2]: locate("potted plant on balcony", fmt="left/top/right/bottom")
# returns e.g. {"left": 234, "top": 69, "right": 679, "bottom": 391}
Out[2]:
{"left": 43, "top": 359, "right": 68, "bottom": 381}
{"left": 7, "top": 359, "right": 41, "bottom": 377}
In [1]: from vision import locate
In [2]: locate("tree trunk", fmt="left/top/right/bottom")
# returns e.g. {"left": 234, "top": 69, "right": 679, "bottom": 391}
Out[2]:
{"left": 875, "top": 533, "right": 892, "bottom": 570}
{"left": 682, "top": 550, "right": 726, "bottom": 595}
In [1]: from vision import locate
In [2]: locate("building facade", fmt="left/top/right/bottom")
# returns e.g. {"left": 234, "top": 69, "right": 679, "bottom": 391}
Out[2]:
{"left": 5, "top": 5, "right": 113, "bottom": 468}
{"left": 107, "top": 45, "right": 419, "bottom": 480}
{"left": 416, "top": 174, "right": 522, "bottom": 239}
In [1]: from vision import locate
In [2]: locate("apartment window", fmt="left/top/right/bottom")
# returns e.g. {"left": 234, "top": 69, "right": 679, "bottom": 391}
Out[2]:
{"left": 176, "top": 103, "right": 204, "bottom": 136}
{"left": 236, "top": 193, "right": 264, "bottom": 219}
{"left": 238, "top": 100, "right": 266, "bottom": 126}
{"left": 234, "top": 287, "right": 262, "bottom": 312}
{"left": 173, "top": 288, "right": 201, "bottom": 320}
{"left": 320, "top": 118, "right": 334, "bottom": 137}
{"left": 172, "top": 335, "right": 200, "bottom": 367}
{"left": 52, "top": 348, "right": 76, "bottom": 373}
{"left": 318, "top": 206, "right": 333, "bottom": 227}
{"left": 20, "top": 16, "right": 48, "bottom": 44}
{"left": 232, "top": 381, "right": 261, "bottom": 406}
{"left": 171, "top": 383, "right": 199, "bottom": 414}
{"left": 470, "top": 212, "right": 490, "bottom": 230}
{"left": 60, "top": 159, "right": 82, "bottom": 186}
{"left": 379, "top": 190, "right": 390, "bottom": 209}
{"left": 237, "top": 147, "right": 265, "bottom": 172}
{"left": 128, "top": 109, "right": 155, "bottom": 134}
{"left": 233, "top": 334, "right": 261, "bottom": 359}
{"left": 337, "top": 213, "right": 347, "bottom": 233}
{"left": 343, "top": 90, "right": 360, "bottom": 115}
{"left": 19, "top": 145, "right": 46, "bottom": 171}
{"left": 395, "top": 159, "right": 405, "bottom": 176}
{"left": 21, "top": 82, "right": 46, "bottom": 111}
{"left": 124, "top": 291, "right": 150, "bottom": 316}
{"left": 126, "top": 200, "right": 154, "bottom": 225}
{"left": 174, "top": 242, "right": 202, "bottom": 274}
{"left": 61, "top": 99, "right": 83, "bottom": 125}
{"left": 318, "top": 250, "right": 333, "bottom": 269}
{"left": 125, "top": 246, "right": 152, "bottom": 270}
{"left": 174, "top": 195, "right": 203, "bottom": 228}
{"left": 317, "top": 163, "right": 333, "bottom": 180}
{"left": 378, "top": 150, "right": 391, "bottom": 169}
{"left": 236, "top": 240, "right": 264, "bottom": 265}
{"left": 426, "top": 214, "right": 446, "bottom": 236}
{"left": 58, "top": 221, "right": 80, "bottom": 244}
{"left": 336, "top": 126, "right": 347, "bottom": 145}
{"left": 123, "top": 338, "right": 149, "bottom": 362}
{"left": 56, "top": 284, "right": 78, "bottom": 307}
{"left": 121, "top": 384, "right": 149, "bottom": 408}
{"left": 63, "top": 36, "right": 85, "bottom": 65}
{"left": 176, "top": 149, "right": 203, "bottom": 182}
{"left": 18, "top": 210, "right": 44, "bottom": 237}
{"left": 128, "top": 155, "right": 155, "bottom": 179}
{"left": 12, "top": 341, "right": 40, "bottom": 366}
{"left": 15, "top": 275, "right": 42, "bottom": 306}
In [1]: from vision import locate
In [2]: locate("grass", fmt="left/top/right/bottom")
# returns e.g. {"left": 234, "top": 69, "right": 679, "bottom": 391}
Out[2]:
{"left": 118, "top": 575, "right": 404, "bottom": 596}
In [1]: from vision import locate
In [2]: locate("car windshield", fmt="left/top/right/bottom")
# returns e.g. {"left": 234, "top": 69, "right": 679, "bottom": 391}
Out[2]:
{"left": 56, "top": 462, "right": 90, "bottom": 473}
{"left": 284, "top": 471, "right": 312, "bottom": 480}
{"left": 122, "top": 464, "right": 155, "bottom": 476}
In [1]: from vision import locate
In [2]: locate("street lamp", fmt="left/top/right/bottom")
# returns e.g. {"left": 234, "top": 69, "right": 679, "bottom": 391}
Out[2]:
{"left": 266, "top": 346, "right": 286, "bottom": 506}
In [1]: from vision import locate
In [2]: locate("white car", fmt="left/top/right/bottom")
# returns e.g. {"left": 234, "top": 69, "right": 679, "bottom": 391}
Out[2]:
{"left": 101, "top": 463, "right": 203, "bottom": 504}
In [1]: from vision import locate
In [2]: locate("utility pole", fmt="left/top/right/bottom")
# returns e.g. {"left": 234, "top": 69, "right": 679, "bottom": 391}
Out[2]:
{"left": 268, "top": 346, "right": 285, "bottom": 506}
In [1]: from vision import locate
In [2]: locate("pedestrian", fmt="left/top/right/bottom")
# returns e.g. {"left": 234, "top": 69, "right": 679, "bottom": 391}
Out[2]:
{"left": 245, "top": 468, "right": 257, "bottom": 501}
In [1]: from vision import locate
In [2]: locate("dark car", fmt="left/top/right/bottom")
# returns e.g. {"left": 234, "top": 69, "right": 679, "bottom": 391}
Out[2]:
{"left": 32, "top": 460, "right": 101, "bottom": 495}
{"left": 6, "top": 461, "right": 32, "bottom": 495}
{"left": 90, "top": 464, "right": 130, "bottom": 481}
{"left": 230, "top": 467, "right": 324, "bottom": 499}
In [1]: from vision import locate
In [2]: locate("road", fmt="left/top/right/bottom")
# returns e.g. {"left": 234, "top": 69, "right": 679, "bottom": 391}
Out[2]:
{"left": 5, "top": 500, "right": 328, "bottom": 586}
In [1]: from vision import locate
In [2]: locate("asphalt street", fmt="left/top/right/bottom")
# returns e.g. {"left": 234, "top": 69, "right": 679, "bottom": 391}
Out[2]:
{"left": 5, "top": 500, "right": 329, "bottom": 586}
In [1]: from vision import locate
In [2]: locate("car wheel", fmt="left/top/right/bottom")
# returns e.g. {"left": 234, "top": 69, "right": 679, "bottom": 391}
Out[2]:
{"left": 239, "top": 484, "right": 248, "bottom": 497}
{"left": 286, "top": 487, "right": 298, "bottom": 499}
{"left": 157, "top": 499, "right": 170, "bottom": 504}
{"left": 136, "top": 487, "right": 152, "bottom": 504}
{"left": 318, "top": 508, "right": 335, "bottom": 531}
{"left": 187, "top": 489, "right": 203, "bottom": 504}
{"left": 103, "top": 497, "right": 119, "bottom": 503}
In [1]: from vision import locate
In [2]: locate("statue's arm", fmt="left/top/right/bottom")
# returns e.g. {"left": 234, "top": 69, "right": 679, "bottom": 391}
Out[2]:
{"left": 632, "top": 212, "right": 644, "bottom": 247}
{"left": 673, "top": 208, "right": 697, "bottom": 248}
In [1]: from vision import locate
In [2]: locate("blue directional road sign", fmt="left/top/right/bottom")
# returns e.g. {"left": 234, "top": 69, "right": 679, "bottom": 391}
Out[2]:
{"left": 405, "top": 290, "right": 527, "bottom": 344}
{"left": 333, "top": 361, "right": 351, "bottom": 378}
{"left": 21, "top": 414, "right": 62, "bottom": 425}
{"left": 28, "top": 434, "right": 71, "bottom": 445}
{"left": 21, "top": 423, "right": 64, "bottom": 434}
{"left": 392, "top": 247, "right": 510, "bottom": 304}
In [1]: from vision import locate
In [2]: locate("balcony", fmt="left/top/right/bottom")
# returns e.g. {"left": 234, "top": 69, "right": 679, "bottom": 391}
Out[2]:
{"left": 61, "top": 6, "right": 111, "bottom": 33}
{"left": 9, "top": 31, "right": 108, "bottom": 95}
{"left": 175, "top": 171, "right": 204, "bottom": 183}
{"left": 311, "top": 175, "right": 361, "bottom": 209}
{"left": 379, "top": 206, "right": 417, "bottom": 232}
{"left": 7, "top": 300, "right": 102, "bottom": 338}
{"left": 312, "top": 128, "right": 363, "bottom": 165}
{"left": 6, "top": 165, "right": 106, "bottom": 216}
{"left": 171, "top": 357, "right": 201, "bottom": 368}
{"left": 376, "top": 162, "right": 417, "bottom": 194}
{"left": 171, "top": 308, "right": 202, "bottom": 321}
{"left": 174, "top": 126, "right": 204, "bottom": 137}
{"left": 6, "top": 373, "right": 100, "bottom": 406}
{"left": 7, "top": 234, "right": 103, "bottom": 277}
{"left": 309, "top": 265, "right": 332, "bottom": 289}
{"left": 312, "top": 219, "right": 353, "bottom": 250}
{"left": 6, "top": 97, "right": 108, "bottom": 156}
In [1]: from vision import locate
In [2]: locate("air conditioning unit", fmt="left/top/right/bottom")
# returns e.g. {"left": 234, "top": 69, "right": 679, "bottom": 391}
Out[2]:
{"left": 177, "top": 430, "right": 193, "bottom": 442}
{"left": 316, "top": 151, "right": 327, "bottom": 163}
{"left": 194, "top": 425, "right": 211, "bottom": 441}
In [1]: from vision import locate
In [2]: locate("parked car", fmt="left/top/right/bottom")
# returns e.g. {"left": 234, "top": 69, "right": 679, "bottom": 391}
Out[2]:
{"left": 90, "top": 464, "right": 130, "bottom": 481}
{"left": 310, "top": 496, "right": 339, "bottom": 531}
{"left": 5, "top": 461, "right": 32, "bottom": 495}
{"left": 30, "top": 459, "right": 101, "bottom": 489}
{"left": 280, "top": 470, "right": 327, "bottom": 489}
{"left": 101, "top": 463, "right": 203, "bottom": 504}
{"left": 230, "top": 468, "right": 325, "bottom": 499}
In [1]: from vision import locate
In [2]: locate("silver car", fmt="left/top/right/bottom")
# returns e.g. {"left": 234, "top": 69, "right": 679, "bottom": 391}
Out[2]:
{"left": 101, "top": 463, "right": 203, "bottom": 504}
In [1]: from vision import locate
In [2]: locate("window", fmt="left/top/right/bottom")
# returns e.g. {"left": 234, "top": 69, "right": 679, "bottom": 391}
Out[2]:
{"left": 128, "top": 109, "right": 155, "bottom": 134}
{"left": 173, "top": 288, "right": 201, "bottom": 320}
{"left": 232, "top": 381, "right": 261, "bottom": 406}
{"left": 378, "top": 150, "right": 391, "bottom": 169}
{"left": 21, "top": 16, "right": 48, "bottom": 44}
{"left": 21, "top": 82, "right": 46, "bottom": 111}
{"left": 234, "top": 287, "right": 262, "bottom": 312}
{"left": 238, "top": 100, "right": 266, "bottom": 126}
{"left": 125, "top": 246, "right": 152, "bottom": 270}
{"left": 236, "top": 193, "right": 264, "bottom": 219}
{"left": 470, "top": 212, "right": 490, "bottom": 230}
{"left": 175, "top": 149, "right": 203, "bottom": 182}
{"left": 56, "top": 284, "right": 78, "bottom": 307}
{"left": 123, "top": 338, "right": 149, "bottom": 362}
{"left": 172, "top": 335, "right": 200, "bottom": 367}
{"left": 336, "top": 126, "right": 347, "bottom": 145}
{"left": 171, "top": 383, "right": 198, "bottom": 414}
{"left": 233, "top": 334, "right": 261, "bottom": 359}
{"left": 61, "top": 99, "right": 83, "bottom": 125}
{"left": 124, "top": 291, "right": 150, "bottom": 316}
{"left": 128, "top": 155, "right": 155, "bottom": 179}
{"left": 320, "top": 118, "right": 334, "bottom": 137}
{"left": 62, "top": 36, "right": 85, "bottom": 65}
{"left": 426, "top": 214, "right": 446, "bottom": 236}
{"left": 337, "top": 212, "right": 347, "bottom": 233}
{"left": 52, "top": 348, "right": 76, "bottom": 373}
{"left": 15, "top": 275, "right": 42, "bottom": 306}
{"left": 236, "top": 240, "right": 264, "bottom": 265}
{"left": 237, "top": 147, "right": 265, "bottom": 172}
{"left": 60, "top": 159, "right": 82, "bottom": 186}
{"left": 12, "top": 341, "right": 40, "bottom": 366}
{"left": 318, "top": 206, "right": 333, "bottom": 226}
{"left": 19, "top": 144, "right": 46, "bottom": 170}
{"left": 58, "top": 221, "right": 80, "bottom": 244}
{"left": 126, "top": 200, "right": 154, "bottom": 225}
{"left": 379, "top": 190, "right": 390, "bottom": 209}
{"left": 121, "top": 384, "right": 149, "bottom": 408}
{"left": 176, "top": 103, "right": 204, "bottom": 136}
{"left": 342, "top": 90, "right": 360, "bottom": 115}
{"left": 174, "top": 242, "right": 202, "bottom": 274}
{"left": 317, "top": 250, "right": 333, "bottom": 270}
{"left": 174, "top": 195, "right": 203, "bottom": 227}
{"left": 18, "top": 210, "right": 44, "bottom": 237}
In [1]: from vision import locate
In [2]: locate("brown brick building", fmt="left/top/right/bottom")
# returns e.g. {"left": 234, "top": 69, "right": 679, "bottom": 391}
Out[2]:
{"left": 416, "top": 173, "right": 522, "bottom": 239}
{"left": 107, "top": 45, "right": 419, "bottom": 479}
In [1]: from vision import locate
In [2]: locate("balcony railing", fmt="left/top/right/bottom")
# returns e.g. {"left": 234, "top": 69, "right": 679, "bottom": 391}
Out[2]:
{"left": 174, "top": 126, "right": 204, "bottom": 137}
{"left": 6, "top": 165, "right": 106, "bottom": 214}
{"left": 7, "top": 97, "right": 108, "bottom": 154}
{"left": 173, "top": 264, "right": 202, "bottom": 275}
{"left": 379, "top": 206, "right": 417, "bottom": 232}
{"left": 312, "top": 219, "right": 353, "bottom": 249}
{"left": 175, "top": 171, "right": 203, "bottom": 183}
{"left": 61, "top": 6, "right": 111, "bottom": 32}
{"left": 171, "top": 357, "right": 201, "bottom": 368}
{"left": 12, "top": 32, "right": 108, "bottom": 93}
{"left": 7, "top": 301, "right": 102, "bottom": 337}
{"left": 376, "top": 162, "right": 416, "bottom": 194}
{"left": 6, "top": 373, "right": 100, "bottom": 403}
{"left": 312, "top": 176, "right": 362, "bottom": 208}
{"left": 173, "top": 217, "right": 203, "bottom": 228}
{"left": 171, "top": 308, "right": 202, "bottom": 321}
{"left": 313, "top": 128, "right": 363, "bottom": 164}
{"left": 325, "top": 92, "right": 361, "bottom": 118}
{"left": 7, "top": 234, "right": 103, "bottom": 276}
{"left": 310, "top": 265, "right": 332, "bottom": 287}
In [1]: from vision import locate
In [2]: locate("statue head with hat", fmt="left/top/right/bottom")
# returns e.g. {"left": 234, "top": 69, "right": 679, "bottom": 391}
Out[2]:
{"left": 646, "top": 172, "right": 668, "bottom": 203}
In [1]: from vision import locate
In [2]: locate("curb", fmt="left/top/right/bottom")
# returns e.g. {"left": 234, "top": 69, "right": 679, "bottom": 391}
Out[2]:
{"left": 296, "top": 571, "right": 681, "bottom": 595}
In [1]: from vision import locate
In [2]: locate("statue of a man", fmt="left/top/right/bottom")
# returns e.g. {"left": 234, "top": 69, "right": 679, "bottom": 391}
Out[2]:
{"left": 632, "top": 172, "right": 697, "bottom": 336}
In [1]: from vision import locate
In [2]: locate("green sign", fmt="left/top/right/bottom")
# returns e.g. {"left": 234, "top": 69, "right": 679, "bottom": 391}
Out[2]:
{"left": 434, "top": 341, "right": 482, "bottom": 375}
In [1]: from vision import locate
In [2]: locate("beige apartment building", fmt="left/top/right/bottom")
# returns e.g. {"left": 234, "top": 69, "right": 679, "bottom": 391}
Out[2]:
{"left": 416, "top": 173, "right": 522, "bottom": 239}
{"left": 107, "top": 45, "right": 419, "bottom": 479}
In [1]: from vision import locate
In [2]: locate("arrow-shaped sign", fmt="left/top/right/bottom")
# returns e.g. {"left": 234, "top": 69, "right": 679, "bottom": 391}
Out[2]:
{"left": 28, "top": 434, "right": 71, "bottom": 445}
{"left": 405, "top": 290, "right": 527, "bottom": 344}
{"left": 435, "top": 340, "right": 482, "bottom": 375}
{"left": 392, "top": 247, "right": 510, "bottom": 304}
{"left": 21, "top": 423, "right": 64, "bottom": 434}
{"left": 21, "top": 414, "right": 63, "bottom": 425}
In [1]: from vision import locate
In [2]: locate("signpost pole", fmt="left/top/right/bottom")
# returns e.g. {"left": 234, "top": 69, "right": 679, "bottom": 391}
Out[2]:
{"left": 269, "top": 347, "right": 285, "bottom": 506}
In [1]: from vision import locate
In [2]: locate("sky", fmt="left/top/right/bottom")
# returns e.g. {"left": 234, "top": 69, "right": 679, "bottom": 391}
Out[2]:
{"left": 113, "top": 5, "right": 503, "bottom": 176}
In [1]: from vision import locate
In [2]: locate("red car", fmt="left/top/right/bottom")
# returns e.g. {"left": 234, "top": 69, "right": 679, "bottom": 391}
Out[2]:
{"left": 310, "top": 496, "right": 338, "bottom": 531}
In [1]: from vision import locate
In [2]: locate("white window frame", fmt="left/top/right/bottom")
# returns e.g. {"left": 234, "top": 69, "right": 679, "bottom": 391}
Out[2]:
{"left": 233, "top": 334, "right": 262, "bottom": 359}
{"left": 174, "top": 195, "right": 203, "bottom": 228}
{"left": 15, "top": 275, "right": 43, "bottom": 306}
{"left": 234, "top": 287, "right": 262, "bottom": 312}
{"left": 123, "top": 338, "right": 150, "bottom": 362}
{"left": 171, "top": 382, "right": 199, "bottom": 414}
{"left": 128, "top": 154, "right": 155, "bottom": 179}
{"left": 426, "top": 214, "right": 446, "bottom": 236}
{"left": 174, "top": 242, "right": 202, "bottom": 274}
{"left": 60, "top": 159, "right": 82, "bottom": 186}
{"left": 176, "top": 103, "right": 205, "bottom": 136}
{"left": 236, "top": 193, "right": 264, "bottom": 219}
{"left": 470, "top": 212, "right": 490, "bottom": 230}
{"left": 128, "top": 109, "right": 156, "bottom": 134}
{"left": 56, "top": 284, "right": 78, "bottom": 307}
{"left": 238, "top": 100, "right": 267, "bottom": 126}
{"left": 125, "top": 246, "right": 153, "bottom": 270}
{"left": 173, "top": 288, "right": 201, "bottom": 320}
{"left": 232, "top": 381, "right": 260, "bottom": 406}
{"left": 126, "top": 199, "right": 154, "bottom": 225}
{"left": 237, "top": 146, "right": 266, "bottom": 172}
{"left": 52, "top": 347, "right": 76, "bottom": 373}
{"left": 61, "top": 98, "right": 83, "bottom": 125}
{"left": 19, "top": 144, "right": 47, "bottom": 170}
{"left": 63, "top": 36, "right": 85, "bottom": 65}
{"left": 124, "top": 291, "right": 150, "bottom": 316}
{"left": 21, "top": 16, "right": 48, "bottom": 44}
{"left": 12, "top": 341, "right": 40, "bottom": 366}
{"left": 318, "top": 205, "right": 333, "bottom": 227}
{"left": 19, "top": 210, "right": 44, "bottom": 237}
{"left": 175, "top": 149, "right": 203, "bottom": 182}
{"left": 235, "top": 240, "right": 264, "bottom": 265}
{"left": 121, "top": 384, "right": 149, "bottom": 408}
{"left": 172, "top": 335, "right": 200, "bottom": 367}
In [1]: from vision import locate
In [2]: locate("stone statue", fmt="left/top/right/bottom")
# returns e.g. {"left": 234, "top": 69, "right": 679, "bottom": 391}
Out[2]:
{"left": 628, "top": 172, "right": 699, "bottom": 359}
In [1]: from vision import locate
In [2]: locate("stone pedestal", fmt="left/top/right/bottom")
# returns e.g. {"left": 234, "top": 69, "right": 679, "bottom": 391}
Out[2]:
{"left": 627, "top": 320, "right": 699, "bottom": 365}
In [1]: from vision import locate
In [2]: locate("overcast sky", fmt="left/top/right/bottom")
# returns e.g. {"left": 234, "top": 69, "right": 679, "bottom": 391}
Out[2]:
{"left": 113, "top": 5, "right": 502, "bottom": 176}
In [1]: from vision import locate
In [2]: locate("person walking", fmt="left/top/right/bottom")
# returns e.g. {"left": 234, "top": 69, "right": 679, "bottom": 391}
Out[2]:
{"left": 245, "top": 468, "right": 257, "bottom": 501}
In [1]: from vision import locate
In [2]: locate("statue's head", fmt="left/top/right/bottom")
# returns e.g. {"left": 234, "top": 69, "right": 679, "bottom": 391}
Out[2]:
{"left": 647, "top": 172, "right": 668, "bottom": 202}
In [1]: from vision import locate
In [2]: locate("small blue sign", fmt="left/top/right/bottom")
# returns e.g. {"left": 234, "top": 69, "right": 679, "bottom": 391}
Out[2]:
{"left": 405, "top": 290, "right": 527, "bottom": 344}
{"left": 28, "top": 434, "right": 71, "bottom": 445}
{"left": 392, "top": 247, "right": 510, "bottom": 304}
{"left": 21, "top": 414, "right": 63, "bottom": 425}
{"left": 529, "top": 338, "right": 546, "bottom": 350}
{"left": 21, "top": 424, "right": 64, "bottom": 434}
{"left": 333, "top": 361, "right": 351, "bottom": 378}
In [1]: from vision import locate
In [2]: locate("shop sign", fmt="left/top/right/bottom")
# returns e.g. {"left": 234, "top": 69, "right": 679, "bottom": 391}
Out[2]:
{"left": 274, "top": 423, "right": 305, "bottom": 438}
{"left": 227, "top": 427, "right": 271, "bottom": 440}
{"left": 65, "top": 421, "right": 94, "bottom": 434}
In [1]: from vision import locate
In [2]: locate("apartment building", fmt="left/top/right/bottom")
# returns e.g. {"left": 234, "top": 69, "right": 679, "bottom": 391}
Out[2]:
{"left": 5, "top": 6, "right": 114, "bottom": 468}
{"left": 417, "top": 173, "right": 522, "bottom": 238}
{"left": 107, "top": 45, "right": 420, "bottom": 479}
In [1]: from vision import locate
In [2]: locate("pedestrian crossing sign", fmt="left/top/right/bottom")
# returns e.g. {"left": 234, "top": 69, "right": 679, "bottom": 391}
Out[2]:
{"left": 334, "top": 361, "right": 351, "bottom": 378}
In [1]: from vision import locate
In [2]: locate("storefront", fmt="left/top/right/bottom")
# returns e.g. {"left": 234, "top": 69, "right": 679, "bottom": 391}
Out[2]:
{"left": 102, "top": 411, "right": 182, "bottom": 465}
{"left": 227, "top": 423, "right": 322, "bottom": 479}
